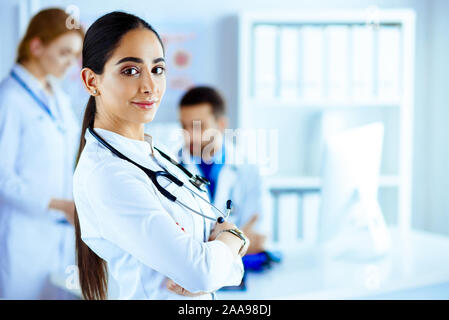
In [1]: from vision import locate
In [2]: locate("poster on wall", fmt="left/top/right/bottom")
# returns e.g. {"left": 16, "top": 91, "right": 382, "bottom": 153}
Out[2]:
{"left": 149, "top": 21, "right": 208, "bottom": 123}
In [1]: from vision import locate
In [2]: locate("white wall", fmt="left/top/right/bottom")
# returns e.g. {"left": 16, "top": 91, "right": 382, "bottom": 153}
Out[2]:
{"left": 0, "top": 1, "right": 21, "bottom": 79}
{"left": 1, "top": 0, "right": 447, "bottom": 235}
{"left": 421, "top": 0, "right": 449, "bottom": 234}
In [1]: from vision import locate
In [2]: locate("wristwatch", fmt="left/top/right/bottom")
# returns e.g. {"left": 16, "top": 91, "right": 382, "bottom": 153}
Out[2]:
{"left": 219, "top": 228, "right": 247, "bottom": 255}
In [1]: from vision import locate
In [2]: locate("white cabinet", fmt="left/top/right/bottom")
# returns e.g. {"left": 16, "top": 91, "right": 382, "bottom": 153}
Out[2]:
{"left": 237, "top": 10, "right": 416, "bottom": 244}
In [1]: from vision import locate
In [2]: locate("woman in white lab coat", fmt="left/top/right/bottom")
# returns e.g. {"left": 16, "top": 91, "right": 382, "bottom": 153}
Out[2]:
{"left": 73, "top": 11, "right": 248, "bottom": 300}
{"left": 0, "top": 9, "right": 84, "bottom": 299}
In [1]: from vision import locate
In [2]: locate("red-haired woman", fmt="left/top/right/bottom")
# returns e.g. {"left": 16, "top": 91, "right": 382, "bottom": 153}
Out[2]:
{"left": 0, "top": 8, "right": 84, "bottom": 299}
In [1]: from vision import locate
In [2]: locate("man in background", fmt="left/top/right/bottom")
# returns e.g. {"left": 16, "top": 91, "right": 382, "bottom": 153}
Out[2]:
{"left": 178, "top": 86, "right": 266, "bottom": 254}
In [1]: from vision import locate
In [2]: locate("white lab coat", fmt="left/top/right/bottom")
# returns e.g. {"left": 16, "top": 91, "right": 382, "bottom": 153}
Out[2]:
{"left": 0, "top": 64, "right": 80, "bottom": 299}
{"left": 73, "top": 128, "right": 244, "bottom": 300}
{"left": 178, "top": 142, "right": 265, "bottom": 232}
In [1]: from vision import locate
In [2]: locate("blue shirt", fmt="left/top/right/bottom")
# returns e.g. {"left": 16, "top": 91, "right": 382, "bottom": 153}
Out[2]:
{"left": 197, "top": 144, "right": 225, "bottom": 202}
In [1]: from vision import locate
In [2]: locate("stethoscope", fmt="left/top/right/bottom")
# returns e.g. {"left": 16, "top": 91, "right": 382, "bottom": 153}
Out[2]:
{"left": 10, "top": 70, "right": 66, "bottom": 133}
{"left": 178, "top": 147, "right": 239, "bottom": 205}
{"left": 88, "top": 127, "right": 231, "bottom": 224}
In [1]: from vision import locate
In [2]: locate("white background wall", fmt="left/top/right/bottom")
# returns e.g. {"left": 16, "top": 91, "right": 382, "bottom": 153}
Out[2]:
{"left": 0, "top": 0, "right": 447, "bottom": 235}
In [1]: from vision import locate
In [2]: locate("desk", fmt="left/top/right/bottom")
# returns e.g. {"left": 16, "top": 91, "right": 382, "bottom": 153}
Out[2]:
{"left": 218, "top": 227, "right": 449, "bottom": 299}
{"left": 51, "top": 227, "right": 449, "bottom": 299}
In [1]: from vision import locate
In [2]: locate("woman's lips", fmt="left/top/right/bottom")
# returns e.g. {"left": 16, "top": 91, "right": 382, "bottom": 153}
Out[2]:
{"left": 131, "top": 101, "right": 156, "bottom": 110}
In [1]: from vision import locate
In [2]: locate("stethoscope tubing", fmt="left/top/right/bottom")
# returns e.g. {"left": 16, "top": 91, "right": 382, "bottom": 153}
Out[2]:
{"left": 88, "top": 127, "right": 229, "bottom": 223}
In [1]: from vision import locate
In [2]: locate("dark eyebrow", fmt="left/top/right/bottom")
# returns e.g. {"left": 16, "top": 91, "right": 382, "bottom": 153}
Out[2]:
{"left": 115, "top": 57, "right": 143, "bottom": 65}
{"left": 115, "top": 56, "right": 165, "bottom": 65}
{"left": 153, "top": 57, "right": 165, "bottom": 64}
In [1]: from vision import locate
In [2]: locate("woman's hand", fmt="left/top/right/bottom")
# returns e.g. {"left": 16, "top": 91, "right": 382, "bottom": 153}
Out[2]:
{"left": 166, "top": 279, "right": 209, "bottom": 297}
{"left": 208, "top": 220, "right": 237, "bottom": 241}
{"left": 241, "top": 215, "right": 266, "bottom": 254}
{"left": 209, "top": 220, "right": 250, "bottom": 258}
{"left": 48, "top": 198, "right": 75, "bottom": 225}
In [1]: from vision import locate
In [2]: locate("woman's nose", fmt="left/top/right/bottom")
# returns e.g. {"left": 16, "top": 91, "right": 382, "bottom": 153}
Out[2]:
{"left": 140, "top": 70, "right": 156, "bottom": 94}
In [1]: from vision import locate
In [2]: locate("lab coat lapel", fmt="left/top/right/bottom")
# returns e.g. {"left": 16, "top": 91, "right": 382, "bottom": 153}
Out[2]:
{"left": 177, "top": 146, "right": 213, "bottom": 202}
{"left": 178, "top": 145, "right": 238, "bottom": 209}
{"left": 178, "top": 147, "right": 202, "bottom": 176}
{"left": 213, "top": 164, "right": 238, "bottom": 211}
{"left": 87, "top": 129, "right": 160, "bottom": 173}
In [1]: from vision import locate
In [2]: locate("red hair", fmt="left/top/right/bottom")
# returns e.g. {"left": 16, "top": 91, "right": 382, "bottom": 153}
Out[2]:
{"left": 16, "top": 8, "right": 84, "bottom": 63}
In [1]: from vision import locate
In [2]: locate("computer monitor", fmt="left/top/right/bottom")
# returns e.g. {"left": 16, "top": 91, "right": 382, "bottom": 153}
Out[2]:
{"left": 317, "top": 122, "right": 390, "bottom": 261}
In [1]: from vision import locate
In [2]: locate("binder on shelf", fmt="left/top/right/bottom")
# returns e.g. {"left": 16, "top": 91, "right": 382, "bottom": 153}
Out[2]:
{"left": 280, "top": 26, "right": 300, "bottom": 100}
{"left": 327, "top": 25, "right": 350, "bottom": 100}
{"left": 378, "top": 26, "right": 401, "bottom": 99}
{"left": 303, "top": 193, "right": 320, "bottom": 244}
{"left": 253, "top": 24, "right": 277, "bottom": 99}
{"left": 301, "top": 26, "right": 324, "bottom": 100}
{"left": 351, "top": 25, "right": 374, "bottom": 100}
{"left": 277, "top": 193, "right": 300, "bottom": 246}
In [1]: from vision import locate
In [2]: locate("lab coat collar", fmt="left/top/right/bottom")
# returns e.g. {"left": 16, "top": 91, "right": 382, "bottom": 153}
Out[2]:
{"left": 207, "top": 143, "right": 225, "bottom": 164}
{"left": 85, "top": 128, "right": 155, "bottom": 164}
{"left": 12, "top": 63, "right": 51, "bottom": 102}
{"left": 178, "top": 139, "right": 236, "bottom": 167}
{"left": 182, "top": 144, "right": 225, "bottom": 166}
{"left": 177, "top": 140, "right": 238, "bottom": 203}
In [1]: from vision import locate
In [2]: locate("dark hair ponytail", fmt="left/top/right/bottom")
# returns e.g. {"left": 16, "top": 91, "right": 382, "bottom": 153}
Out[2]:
{"left": 74, "top": 11, "right": 164, "bottom": 300}
{"left": 74, "top": 95, "right": 104, "bottom": 300}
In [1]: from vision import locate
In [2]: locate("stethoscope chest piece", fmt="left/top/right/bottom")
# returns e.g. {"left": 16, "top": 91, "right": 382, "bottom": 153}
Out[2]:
{"left": 189, "top": 174, "right": 210, "bottom": 193}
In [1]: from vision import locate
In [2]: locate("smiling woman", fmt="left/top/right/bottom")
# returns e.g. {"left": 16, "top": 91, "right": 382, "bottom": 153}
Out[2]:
{"left": 82, "top": 28, "right": 166, "bottom": 138}
{"left": 75, "top": 11, "right": 167, "bottom": 300}
{"left": 73, "top": 11, "right": 246, "bottom": 300}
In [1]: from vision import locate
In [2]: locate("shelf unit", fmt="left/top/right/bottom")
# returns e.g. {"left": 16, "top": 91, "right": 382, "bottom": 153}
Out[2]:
{"left": 237, "top": 10, "right": 416, "bottom": 242}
